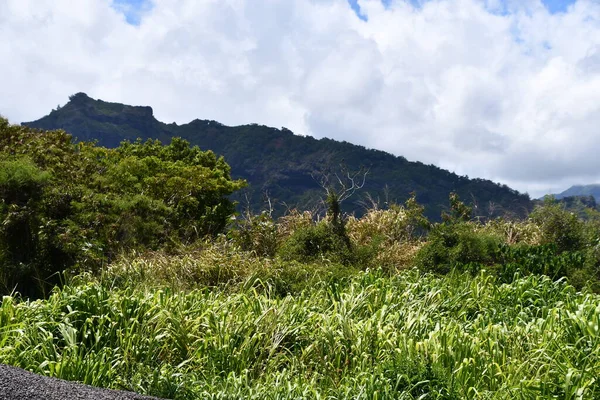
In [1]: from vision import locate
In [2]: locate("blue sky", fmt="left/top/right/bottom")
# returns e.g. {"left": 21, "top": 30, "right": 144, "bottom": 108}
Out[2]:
{"left": 112, "top": 0, "right": 578, "bottom": 25}
{"left": 542, "top": 0, "right": 578, "bottom": 13}
{"left": 112, "top": 0, "right": 152, "bottom": 24}
{"left": 346, "top": 0, "right": 578, "bottom": 19}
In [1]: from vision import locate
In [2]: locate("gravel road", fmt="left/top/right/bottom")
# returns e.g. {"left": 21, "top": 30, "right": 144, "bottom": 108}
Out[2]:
{"left": 0, "top": 364, "right": 166, "bottom": 400}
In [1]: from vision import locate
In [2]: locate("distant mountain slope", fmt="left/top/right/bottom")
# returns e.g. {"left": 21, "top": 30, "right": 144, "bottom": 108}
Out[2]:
{"left": 552, "top": 184, "right": 600, "bottom": 201}
{"left": 22, "top": 93, "right": 532, "bottom": 220}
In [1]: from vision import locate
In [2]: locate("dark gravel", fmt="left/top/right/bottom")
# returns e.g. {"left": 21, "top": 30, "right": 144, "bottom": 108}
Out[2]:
{"left": 0, "top": 364, "right": 166, "bottom": 400}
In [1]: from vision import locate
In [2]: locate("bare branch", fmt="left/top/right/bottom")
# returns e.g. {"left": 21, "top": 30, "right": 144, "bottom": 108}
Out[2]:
{"left": 311, "top": 163, "right": 370, "bottom": 218}
{"left": 338, "top": 167, "right": 369, "bottom": 203}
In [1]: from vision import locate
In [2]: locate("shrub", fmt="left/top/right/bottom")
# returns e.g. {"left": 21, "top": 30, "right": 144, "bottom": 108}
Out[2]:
{"left": 348, "top": 195, "right": 429, "bottom": 246}
{"left": 415, "top": 222, "right": 502, "bottom": 274}
{"left": 230, "top": 211, "right": 279, "bottom": 257}
{"left": 370, "top": 241, "right": 423, "bottom": 272}
{"left": 568, "top": 266, "right": 600, "bottom": 292}
{"left": 247, "top": 259, "right": 356, "bottom": 297}
{"left": 480, "top": 218, "right": 542, "bottom": 245}
{"left": 348, "top": 206, "right": 410, "bottom": 246}
{"left": 530, "top": 198, "right": 585, "bottom": 253}
{"left": 494, "top": 244, "right": 584, "bottom": 282}
{"left": 277, "top": 209, "right": 314, "bottom": 240}
{"left": 442, "top": 192, "right": 473, "bottom": 223}
{"left": 0, "top": 157, "right": 51, "bottom": 204}
{"left": 278, "top": 222, "right": 353, "bottom": 265}
{"left": 345, "top": 194, "right": 429, "bottom": 271}
{"left": 88, "top": 240, "right": 356, "bottom": 296}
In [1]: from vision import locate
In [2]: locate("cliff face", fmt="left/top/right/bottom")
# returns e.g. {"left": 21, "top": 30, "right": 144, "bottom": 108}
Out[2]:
{"left": 23, "top": 93, "right": 533, "bottom": 219}
{"left": 24, "top": 93, "right": 168, "bottom": 148}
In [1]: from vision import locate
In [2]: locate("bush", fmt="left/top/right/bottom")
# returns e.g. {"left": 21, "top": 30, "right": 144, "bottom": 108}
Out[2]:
{"left": 530, "top": 198, "right": 585, "bottom": 253}
{"left": 276, "top": 209, "right": 314, "bottom": 240}
{"left": 369, "top": 241, "right": 423, "bottom": 272}
{"left": 230, "top": 211, "right": 279, "bottom": 258}
{"left": 480, "top": 218, "right": 542, "bottom": 245}
{"left": 568, "top": 266, "right": 600, "bottom": 292}
{"left": 415, "top": 222, "right": 502, "bottom": 274}
{"left": 278, "top": 222, "right": 353, "bottom": 265}
{"left": 0, "top": 157, "right": 51, "bottom": 204}
{"left": 345, "top": 195, "right": 429, "bottom": 271}
{"left": 347, "top": 205, "right": 421, "bottom": 246}
{"left": 494, "top": 244, "right": 584, "bottom": 282}
{"left": 89, "top": 240, "right": 356, "bottom": 296}
{"left": 247, "top": 259, "right": 356, "bottom": 297}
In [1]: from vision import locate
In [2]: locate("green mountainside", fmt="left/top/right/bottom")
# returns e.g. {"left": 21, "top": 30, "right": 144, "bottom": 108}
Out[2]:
{"left": 552, "top": 184, "right": 600, "bottom": 201}
{"left": 535, "top": 195, "right": 600, "bottom": 220}
{"left": 22, "top": 93, "right": 532, "bottom": 219}
{"left": 537, "top": 185, "right": 600, "bottom": 219}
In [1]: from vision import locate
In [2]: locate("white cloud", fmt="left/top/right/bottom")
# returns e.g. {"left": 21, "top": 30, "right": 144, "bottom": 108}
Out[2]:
{"left": 1, "top": 0, "right": 599, "bottom": 197}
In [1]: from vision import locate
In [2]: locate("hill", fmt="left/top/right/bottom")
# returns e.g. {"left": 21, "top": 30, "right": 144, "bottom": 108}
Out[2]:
{"left": 551, "top": 184, "right": 600, "bottom": 201}
{"left": 22, "top": 93, "right": 532, "bottom": 219}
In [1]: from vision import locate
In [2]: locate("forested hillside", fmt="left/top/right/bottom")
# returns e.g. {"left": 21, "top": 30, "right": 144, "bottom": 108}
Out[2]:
{"left": 552, "top": 184, "right": 600, "bottom": 201}
{"left": 23, "top": 93, "right": 532, "bottom": 220}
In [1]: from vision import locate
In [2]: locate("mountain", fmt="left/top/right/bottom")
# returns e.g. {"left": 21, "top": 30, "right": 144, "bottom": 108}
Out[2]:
{"left": 22, "top": 93, "right": 532, "bottom": 220}
{"left": 551, "top": 184, "right": 600, "bottom": 201}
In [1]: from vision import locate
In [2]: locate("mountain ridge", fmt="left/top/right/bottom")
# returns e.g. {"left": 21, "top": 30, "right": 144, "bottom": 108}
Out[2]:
{"left": 550, "top": 184, "right": 600, "bottom": 201}
{"left": 22, "top": 93, "right": 532, "bottom": 220}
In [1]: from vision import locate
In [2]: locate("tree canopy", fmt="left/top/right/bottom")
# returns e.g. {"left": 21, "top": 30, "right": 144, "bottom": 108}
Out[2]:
{"left": 0, "top": 118, "right": 245, "bottom": 297}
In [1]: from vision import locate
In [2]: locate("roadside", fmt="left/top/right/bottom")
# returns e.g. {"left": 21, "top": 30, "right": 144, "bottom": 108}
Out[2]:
{"left": 0, "top": 364, "right": 165, "bottom": 400}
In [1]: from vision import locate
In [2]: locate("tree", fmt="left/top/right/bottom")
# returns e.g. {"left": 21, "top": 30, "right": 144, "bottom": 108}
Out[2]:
{"left": 0, "top": 119, "right": 246, "bottom": 297}
{"left": 312, "top": 164, "right": 369, "bottom": 223}
{"left": 312, "top": 165, "right": 369, "bottom": 245}
{"left": 442, "top": 192, "right": 473, "bottom": 223}
{"left": 0, "top": 158, "right": 53, "bottom": 296}
{"left": 530, "top": 196, "right": 585, "bottom": 253}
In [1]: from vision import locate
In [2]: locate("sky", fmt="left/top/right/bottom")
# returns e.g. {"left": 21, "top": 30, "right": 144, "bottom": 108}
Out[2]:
{"left": 1, "top": 0, "right": 599, "bottom": 198}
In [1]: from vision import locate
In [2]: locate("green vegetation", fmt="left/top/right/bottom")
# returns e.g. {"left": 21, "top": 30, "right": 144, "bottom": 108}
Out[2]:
{"left": 22, "top": 92, "right": 533, "bottom": 220}
{"left": 551, "top": 184, "right": 600, "bottom": 202}
{"left": 3, "top": 119, "right": 600, "bottom": 398}
{"left": 0, "top": 118, "right": 245, "bottom": 297}
{"left": 2, "top": 270, "right": 600, "bottom": 399}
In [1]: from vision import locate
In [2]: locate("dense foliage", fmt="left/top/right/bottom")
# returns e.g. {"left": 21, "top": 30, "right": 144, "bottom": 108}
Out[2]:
{"left": 23, "top": 93, "right": 533, "bottom": 220}
{"left": 4, "top": 99, "right": 600, "bottom": 398}
{"left": 0, "top": 118, "right": 245, "bottom": 297}
{"left": 2, "top": 270, "right": 600, "bottom": 399}
{"left": 0, "top": 162, "right": 599, "bottom": 398}
{"left": 226, "top": 192, "right": 600, "bottom": 293}
{"left": 413, "top": 195, "right": 600, "bottom": 291}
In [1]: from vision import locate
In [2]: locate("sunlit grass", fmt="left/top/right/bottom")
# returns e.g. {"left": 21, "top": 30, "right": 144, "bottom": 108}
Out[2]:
{"left": 1, "top": 268, "right": 599, "bottom": 399}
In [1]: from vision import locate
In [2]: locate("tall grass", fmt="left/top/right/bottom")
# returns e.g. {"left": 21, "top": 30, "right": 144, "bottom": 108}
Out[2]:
{"left": 1, "top": 269, "right": 599, "bottom": 399}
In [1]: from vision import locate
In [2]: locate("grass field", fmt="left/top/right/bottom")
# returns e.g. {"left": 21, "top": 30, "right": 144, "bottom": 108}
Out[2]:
{"left": 1, "top": 267, "right": 599, "bottom": 399}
